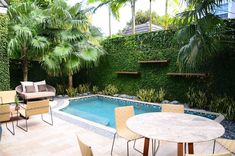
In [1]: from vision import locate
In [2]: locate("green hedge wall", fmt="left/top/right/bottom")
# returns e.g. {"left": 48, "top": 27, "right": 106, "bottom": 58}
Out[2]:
{"left": 0, "top": 14, "right": 10, "bottom": 91}
{"left": 84, "top": 31, "right": 208, "bottom": 101}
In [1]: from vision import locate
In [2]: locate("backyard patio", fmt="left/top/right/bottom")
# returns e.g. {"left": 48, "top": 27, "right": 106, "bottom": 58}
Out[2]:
{"left": 0, "top": 100, "right": 233, "bottom": 156}
{"left": 0, "top": 0, "right": 235, "bottom": 156}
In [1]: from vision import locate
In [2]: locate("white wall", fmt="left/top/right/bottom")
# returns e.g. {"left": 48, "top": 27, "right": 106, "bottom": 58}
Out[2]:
{"left": 228, "top": 1, "right": 235, "bottom": 19}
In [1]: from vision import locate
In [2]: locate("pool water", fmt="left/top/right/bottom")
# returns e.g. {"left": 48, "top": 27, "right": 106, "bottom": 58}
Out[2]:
{"left": 60, "top": 96, "right": 217, "bottom": 128}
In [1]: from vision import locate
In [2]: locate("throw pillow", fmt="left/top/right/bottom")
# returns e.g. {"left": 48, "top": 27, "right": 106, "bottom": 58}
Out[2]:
{"left": 25, "top": 85, "right": 36, "bottom": 93}
{"left": 38, "top": 84, "right": 48, "bottom": 92}
{"left": 34, "top": 80, "right": 46, "bottom": 92}
{"left": 21, "top": 81, "right": 34, "bottom": 92}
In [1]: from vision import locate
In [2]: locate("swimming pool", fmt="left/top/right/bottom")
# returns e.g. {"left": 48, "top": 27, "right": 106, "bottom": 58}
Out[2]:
{"left": 60, "top": 95, "right": 221, "bottom": 128}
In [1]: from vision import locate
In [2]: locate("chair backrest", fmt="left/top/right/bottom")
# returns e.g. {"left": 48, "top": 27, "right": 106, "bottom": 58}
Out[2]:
{"left": 0, "top": 90, "right": 16, "bottom": 104}
{"left": 26, "top": 100, "right": 49, "bottom": 117}
{"left": 77, "top": 137, "right": 93, "bottom": 156}
{"left": 217, "top": 138, "right": 235, "bottom": 154}
{"left": 161, "top": 104, "right": 184, "bottom": 113}
{"left": 0, "top": 104, "right": 10, "bottom": 122}
{"left": 186, "top": 152, "right": 231, "bottom": 156}
{"left": 115, "top": 106, "right": 134, "bottom": 133}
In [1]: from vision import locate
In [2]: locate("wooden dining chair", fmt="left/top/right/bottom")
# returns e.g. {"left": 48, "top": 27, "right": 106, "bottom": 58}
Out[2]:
{"left": 111, "top": 106, "right": 143, "bottom": 156}
{"left": 77, "top": 137, "right": 93, "bottom": 156}
{"left": 215, "top": 138, "right": 235, "bottom": 154}
{"left": 151, "top": 104, "right": 185, "bottom": 155}
{"left": 186, "top": 152, "right": 231, "bottom": 156}
{"left": 161, "top": 104, "right": 184, "bottom": 113}
{"left": 17, "top": 100, "right": 53, "bottom": 132}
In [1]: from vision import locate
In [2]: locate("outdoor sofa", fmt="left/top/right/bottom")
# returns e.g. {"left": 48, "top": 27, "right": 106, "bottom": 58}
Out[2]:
{"left": 15, "top": 81, "right": 56, "bottom": 101}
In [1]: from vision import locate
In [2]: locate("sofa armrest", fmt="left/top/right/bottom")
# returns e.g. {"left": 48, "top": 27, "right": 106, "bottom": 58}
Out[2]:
{"left": 47, "top": 85, "right": 56, "bottom": 93}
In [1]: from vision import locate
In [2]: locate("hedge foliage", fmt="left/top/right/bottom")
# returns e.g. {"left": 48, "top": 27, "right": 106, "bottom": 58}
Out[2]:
{"left": 0, "top": 14, "right": 10, "bottom": 91}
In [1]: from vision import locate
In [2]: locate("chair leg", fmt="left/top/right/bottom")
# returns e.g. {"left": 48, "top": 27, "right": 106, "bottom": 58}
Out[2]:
{"left": 6, "top": 121, "right": 15, "bottom": 135}
{"left": 212, "top": 140, "right": 216, "bottom": 154}
{"left": 152, "top": 140, "right": 160, "bottom": 156}
{"left": 133, "top": 139, "right": 143, "bottom": 154}
{"left": 127, "top": 140, "right": 130, "bottom": 156}
{"left": 41, "top": 106, "right": 53, "bottom": 126}
{"left": 16, "top": 112, "right": 28, "bottom": 132}
{"left": 111, "top": 133, "right": 117, "bottom": 156}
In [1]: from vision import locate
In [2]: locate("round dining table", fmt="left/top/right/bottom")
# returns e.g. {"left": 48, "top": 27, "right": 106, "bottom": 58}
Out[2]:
{"left": 126, "top": 112, "right": 225, "bottom": 156}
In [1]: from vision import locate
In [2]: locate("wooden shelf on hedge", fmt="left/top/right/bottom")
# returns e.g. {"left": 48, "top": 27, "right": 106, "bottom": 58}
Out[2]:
{"left": 114, "top": 72, "right": 141, "bottom": 75}
{"left": 138, "top": 60, "right": 169, "bottom": 64}
{"left": 167, "top": 72, "right": 208, "bottom": 77}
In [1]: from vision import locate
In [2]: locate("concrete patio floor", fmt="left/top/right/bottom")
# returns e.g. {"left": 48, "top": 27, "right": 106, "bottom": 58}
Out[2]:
{"left": 0, "top": 111, "right": 233, "bottom": 156}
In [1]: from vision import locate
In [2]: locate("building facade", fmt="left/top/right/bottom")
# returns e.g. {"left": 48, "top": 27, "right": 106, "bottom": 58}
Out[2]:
{"left": 214, "top": 0, "right": 235, "bottom": 19}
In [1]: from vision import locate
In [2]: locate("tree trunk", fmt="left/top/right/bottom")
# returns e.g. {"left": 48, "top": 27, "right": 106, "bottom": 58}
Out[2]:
{"left": 165, "top": 0, "right": 168, "bottom": 30}
{"left": 131, "top": 0, "right": 136, "bottom": 34}
{"left": 68, "top": 74, "right": 73, "bottom": 88}
{"left": 109, "top": 5, "right": 112, "bottom": 37}
{"left": 22, "top": 44, "right": 28, "bottom": 81}
{"left": 149, "top": 0, "right": 152, "bottom": 32}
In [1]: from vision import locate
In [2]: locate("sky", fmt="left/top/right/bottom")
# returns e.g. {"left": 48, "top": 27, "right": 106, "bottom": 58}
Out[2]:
{"left": 67, "top": 0, "right": 185, "bottom": 36}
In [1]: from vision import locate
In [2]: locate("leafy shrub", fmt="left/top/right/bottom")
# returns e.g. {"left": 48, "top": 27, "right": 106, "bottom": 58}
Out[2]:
{"left": 136, "top": 89, "right": 156, "bottom": 102}
{"left": 66, "top": 88, "right": 77, "bottom": 97}
{"left": 186, "top": 88, "right": 208, "bottom": 109}
{"left": 210, "top": 96, "right": 235, "bottom": 120}
{"left": 103, "top": 84, "right": 118, "bottom": 96}
{"left": 78, "top": 84, "right": 90, "bottom": 93}
{"left": 156, "top": 88, "right": 166, "bottom": 102}
{"left": 56, "top": 84, "right": 66, "bottom": 95}
{"left": 92, "top": 86, "right": 99, "bottom": 94}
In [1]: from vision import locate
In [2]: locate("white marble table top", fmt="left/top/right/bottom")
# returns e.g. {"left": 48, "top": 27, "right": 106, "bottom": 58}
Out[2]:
{"left": 126, "top": 112, "right": 225, "bottom": 143}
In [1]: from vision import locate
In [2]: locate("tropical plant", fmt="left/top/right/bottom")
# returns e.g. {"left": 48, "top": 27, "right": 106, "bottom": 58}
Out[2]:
{"left": 42, "top": 0, "right": 104, "bottom": 88}
{"left": 156, "top": 88, "right": 166, "bottom": 102}
{"left": 78, "top": 84, "right": 90, "bottom": 93}
{"left": 102, "top": 84, "right": 118, "bottom": 96}
{"left": 66, "top": 87, "right": 77, "bottom": 97}
{"left": 186, "top": 88, "right": 208, "bottom": 109}
{"left": 176, "top": 0, "right": 234, "bottom": 71}
{"left": 56, "top": 84, "right": 66, "bottom": 95}
{"left": 7, "top": 1, "right": 49, "bottom": 81}
{"left": 92, "top": 85, "right": 99, "bottom": 94}
{"left": 209, "top": 95, "right": 235, "bottom": 120}
{"left": 136, "top": 89, "right": 156, "bottom": 102}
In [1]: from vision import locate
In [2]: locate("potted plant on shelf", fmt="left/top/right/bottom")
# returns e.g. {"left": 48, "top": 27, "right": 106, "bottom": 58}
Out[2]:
{"left": 15, "top": 95, "right": 20, "bottom": 111}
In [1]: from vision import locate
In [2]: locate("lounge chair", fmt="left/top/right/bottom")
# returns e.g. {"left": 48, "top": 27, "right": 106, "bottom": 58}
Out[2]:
{"left": 0, "top": 90, "right": 17, "bottom": 135}
{"left": 77, "top": 136, "right": 93, "bottom": 156}
{"left": 17, "top": 100, "right": 53, "bottom": 132}
{"left": 0, "top": 104, "right": 15, "bottom": 135}
{"left": 186, "top": 152, "right": 231, "bottom": 156}
{"left": 111, "top": 106, "right": 143, "bottom": 156}
{"left": 15, "top": 84, "right": 56, "bottom": 102}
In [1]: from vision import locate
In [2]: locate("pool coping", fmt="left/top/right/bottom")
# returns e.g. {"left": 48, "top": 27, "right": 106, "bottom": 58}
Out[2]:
{"left": 53, "top": 94, "right": 225, "bottom": 138}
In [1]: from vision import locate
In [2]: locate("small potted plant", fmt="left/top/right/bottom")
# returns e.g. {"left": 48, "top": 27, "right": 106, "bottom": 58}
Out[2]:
{"left": 15, "top": 95, "right": 20, "bottom": 111}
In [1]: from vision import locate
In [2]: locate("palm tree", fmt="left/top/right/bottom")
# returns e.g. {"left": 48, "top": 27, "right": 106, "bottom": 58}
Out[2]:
{"left": 131, "top": 0, "right": 136, "bottom": 34}
{"left": 149, "top": 0, "right": 153, "bottom": 32}
{"left": 176, "top": 0, "right": 232, "bottom": 70}
{"left": 7, "top": 2, "right": 49, "bottom": 81}
{"left": 165, "top": 0, "right": 169, "bottom": 29}
{"left": 42, "top": 0, "right": 104, "bottom": 88}
{"left": 88, "top": 0, "right": 125, "bottom": 37}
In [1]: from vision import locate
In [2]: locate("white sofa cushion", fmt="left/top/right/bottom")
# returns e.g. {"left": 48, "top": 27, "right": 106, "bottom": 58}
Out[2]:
{"left": 34, "top": 80, "right": 46, "bottom": 92}
{"left": 21, "top": 81, "right": 34, "bottom": 92}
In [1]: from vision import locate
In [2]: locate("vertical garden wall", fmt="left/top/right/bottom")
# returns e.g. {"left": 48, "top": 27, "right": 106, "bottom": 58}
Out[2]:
{"left": 81, "top": 29, "right": 235, "bottom": 102}
{"left": 84, "top": 31, "right": 209, "bottom": 101}
{"left": 0, "top": 14, "right": 10, "bottom": 90}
